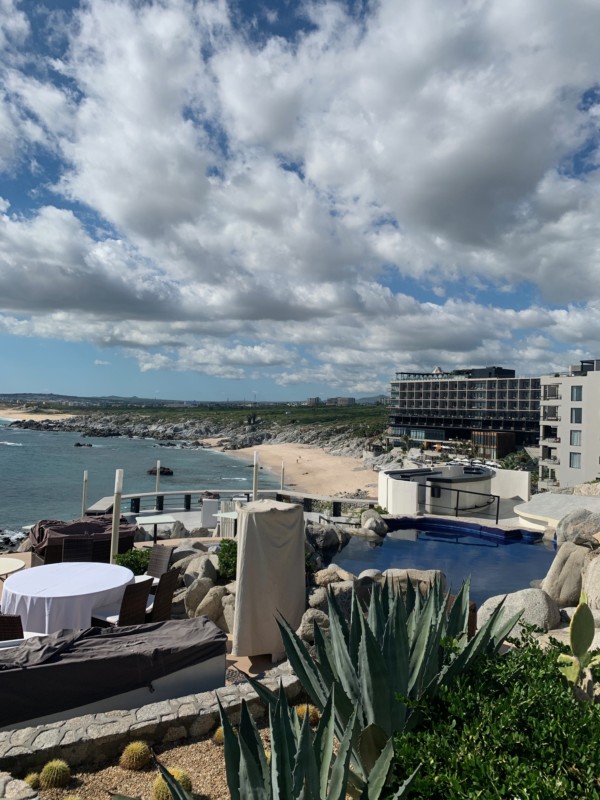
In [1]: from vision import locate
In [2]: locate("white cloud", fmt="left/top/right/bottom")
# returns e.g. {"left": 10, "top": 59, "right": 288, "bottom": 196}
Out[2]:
{"left": 1, "top": 0, "right": 600, "bottom": 394}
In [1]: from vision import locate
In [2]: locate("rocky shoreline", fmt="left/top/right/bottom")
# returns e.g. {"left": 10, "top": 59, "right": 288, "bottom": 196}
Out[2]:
{"left": 10, "top": 413, "right": 396, "bottom": 468}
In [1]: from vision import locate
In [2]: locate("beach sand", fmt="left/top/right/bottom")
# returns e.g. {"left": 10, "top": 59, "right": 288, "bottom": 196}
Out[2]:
{"left": 222, "top": 442, "right": 379, "bottom": 498}
{"left": 0, "top": 406, "right": 75, "bottom": 421}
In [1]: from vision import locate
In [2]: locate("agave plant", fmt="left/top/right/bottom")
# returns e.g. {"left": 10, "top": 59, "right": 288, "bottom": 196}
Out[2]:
{"left": 557, "top": 591, "right": 600, "bottom": 702}
{"left": 246, "top": 577, "right": 519, "bottom": 792}
{"left": 112, "top": 754, "right": 192, "bottom": 800}
{"left": 217, "top": 681, "right": 415, "bottom": 800}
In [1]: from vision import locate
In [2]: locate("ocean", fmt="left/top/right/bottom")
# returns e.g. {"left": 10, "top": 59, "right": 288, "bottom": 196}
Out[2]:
{"left": 0, "top": 419, "right": 281, "bottom": 547}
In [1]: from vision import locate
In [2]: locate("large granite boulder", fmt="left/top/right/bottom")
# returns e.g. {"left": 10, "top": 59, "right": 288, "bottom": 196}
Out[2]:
{"left": 194, "top": 585, "right": 229, "bottom": 624}
{"left": 556, "top": 509, "right": 600, "bottom": 547}
{"left": 380, "top": 568, "right": 446, "bottom": 595}
{"left": 361, "top": 509, "right": 388, "bottom": 536}
{"left": 541, "top": 542, "right": 588, "bottom": 607}
{"left": 220, "top": 594, "right": 236, "bottom": 633}
{"left": 582, "top": 551, "right": 600, "bottom": 609}
{"left": 184, "top": 576, "right": 214, "bottom": 617}
{"left": 184, "top": 554, "right": 218, "bottom": 586}
{"left": 307, "top": 581, "right": 354, "bottom": 619}
{"left": 477, "top": 588, "right": 561, "bottom": 640}
{"left": 296, "top": 608, "right": 330, "bottom": 643}
{"left": 313, "top": 564, "right": 356, "bottom": 587}
{"left": 305, "top": 523, "right": 345, "bottom": 551}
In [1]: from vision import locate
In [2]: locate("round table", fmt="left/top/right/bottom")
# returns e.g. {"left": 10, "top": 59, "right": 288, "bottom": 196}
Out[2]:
{"left": 0, "top": 557, "right": 25, "bottom": 581}
{"left": 0, "top": 562, "right": 134, "bottom": 634}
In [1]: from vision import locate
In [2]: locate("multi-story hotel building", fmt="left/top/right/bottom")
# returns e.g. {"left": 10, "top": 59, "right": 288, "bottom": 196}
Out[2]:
{"left": 387, "top": 366, "right": 541, "bottom": 459}
{"left": 539, "top": 359, "right": 600, "bottom": 490}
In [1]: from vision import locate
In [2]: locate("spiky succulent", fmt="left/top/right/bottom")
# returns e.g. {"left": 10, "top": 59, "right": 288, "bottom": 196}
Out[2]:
{"left": 152, "top": 767, "right": 192, "bottom": 800}
{"left": 23, "top": 773, "right": 39, "bottom": 790}
{"left": 39, "top": 759, "right": 71, "bottom": 789}
{"left": 119, "top": 740, "right": 152, "bottom": 770}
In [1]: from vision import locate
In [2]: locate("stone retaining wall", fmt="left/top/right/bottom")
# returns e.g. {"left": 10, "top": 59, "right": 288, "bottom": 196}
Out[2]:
{"left": 0, "top": 664, "right": 300, "bottom": 786}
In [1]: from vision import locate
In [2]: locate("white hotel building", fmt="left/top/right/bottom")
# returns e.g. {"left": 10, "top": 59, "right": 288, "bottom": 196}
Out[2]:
{"left": 539, "top": 359, "right": 600, "bottom": 491}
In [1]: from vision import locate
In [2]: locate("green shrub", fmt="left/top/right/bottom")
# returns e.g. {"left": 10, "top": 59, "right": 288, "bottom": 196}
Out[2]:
{"left": 115, "top": 547, "right": 151, "bottom": 575}
{"left": 389, "top": 631, "right": 600, "bottom": 799}
{"left": 217, "top": 539, "right": 237, "bottom": 580}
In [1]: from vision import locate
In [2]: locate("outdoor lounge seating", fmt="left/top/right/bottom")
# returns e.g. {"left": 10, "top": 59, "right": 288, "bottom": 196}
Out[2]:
{"left": 145, "top": 569, "right": 178, "bottom": 623}
{"left": 91, "top": 578, "right": 153, "bottom": 627}
{"left": 62, "top": 536, "right": 93, "bottom": 562}
{"left": 134, "top": 545, "right": 175, "bottom": 588}
{"left": 0, "top": 614, "right": 24, "bottom": 641}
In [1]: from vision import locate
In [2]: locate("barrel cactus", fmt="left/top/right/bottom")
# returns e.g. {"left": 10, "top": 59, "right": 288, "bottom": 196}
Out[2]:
{"left": 295, "top": 703, "right": 321, "bottom": 726}
{"left": 23, "top": 773, "right": 39, "bottom": 790}
{"left": 152, "top": 767, "right": 192, "bottom": 800}
{"left": 39, "top": 759, "right": 71, "bottom": 789}
{"left": 119, "top": 740, "right": 152, "bottom": 770}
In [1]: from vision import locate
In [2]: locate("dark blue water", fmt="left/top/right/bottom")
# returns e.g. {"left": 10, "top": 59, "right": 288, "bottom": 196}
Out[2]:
{"left": 0, "top": 420, "right": 281, "bottom": 537}
{"left": 333, "top": 526, "right": 556, "bottom": 606}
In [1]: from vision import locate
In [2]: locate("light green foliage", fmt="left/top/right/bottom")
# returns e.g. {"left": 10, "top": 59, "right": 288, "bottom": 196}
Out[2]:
{"left": 119, "top": 740, "right": 152, "bottom": 770}
{"left": 247, "top": 578, "right": 519, "bottom": 793}
{"left": 114, "top": 547, "right": 152, "bottom": 575}
{"left": 39, "top": 759, "right": 71, "bottom": 789}
{"left": 152, "top": 767, "right": 192, "bottom": 800}
{"left": 557, "top": 592, "right": 600, "bottom": 701}
{"left": 218, "top": 682, "right": 415, "bottom": 800}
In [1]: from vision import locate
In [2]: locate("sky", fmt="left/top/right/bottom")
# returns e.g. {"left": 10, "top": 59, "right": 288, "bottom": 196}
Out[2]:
{"left": 1, "top": 0, "right": 600, "bottom": 402}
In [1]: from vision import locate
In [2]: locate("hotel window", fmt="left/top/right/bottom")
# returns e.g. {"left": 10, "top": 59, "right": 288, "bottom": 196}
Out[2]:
{"left": 570, "top": 452, "right": 582, "bottom": 469}
{"left": 571, "top": 385, "right": 583, "bottom": 401}
{"left": 571, "top": 408, "right": 582, "bottom": 424}
{"left": 570, "top": 430, "right": 582, "bottom": 446}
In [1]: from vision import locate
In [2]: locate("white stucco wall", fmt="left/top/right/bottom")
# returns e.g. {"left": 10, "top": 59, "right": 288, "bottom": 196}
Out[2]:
{"left": 490, "top": 468, "right": 531, "bottom": 501}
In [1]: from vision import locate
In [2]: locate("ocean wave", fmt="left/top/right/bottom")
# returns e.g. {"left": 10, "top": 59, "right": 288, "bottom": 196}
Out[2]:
{"left": 0, "top": 441, "right": 23, "bottom": 447}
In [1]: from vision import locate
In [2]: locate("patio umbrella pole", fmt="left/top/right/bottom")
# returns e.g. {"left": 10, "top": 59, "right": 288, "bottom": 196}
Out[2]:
{"left": 252, "top": 451, "right": 259, "bottom": 501}
{"left": 110, "top": 469, "right": 124, "bottom": 564}
{"left": 155, "top": 459, "right": 160, "bottom": 495}
{"left": 81, "top": 470, "right": 88, "bottom": 517}
{"left": 280, "top": 460, "right": 284, "bottom": 490}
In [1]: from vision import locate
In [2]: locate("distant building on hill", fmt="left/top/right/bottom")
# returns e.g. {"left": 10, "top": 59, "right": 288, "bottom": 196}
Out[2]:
{"left": 387, "top": 366, "right": 540, "bottom": 459}
{"left": 539, "top": 359, "right": 600, "bottom": 490}
{"left": 305, "top": 397, "right": 322, "bottom": 406}
{"left": 326, "top": 397, "right": 356, "bottom": 406}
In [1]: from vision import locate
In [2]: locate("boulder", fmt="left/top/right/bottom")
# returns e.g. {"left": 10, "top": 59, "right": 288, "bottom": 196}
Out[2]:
{"left": 349, "top": 527, "right": 386, "bottom": 543}
{"left": 221, "top": 594, "right": 236, "bottom": 633}
{"left": 171, "top": 587, "right": 188, "bottom": 619}
{"left": 296, "top": 608, "right": 330, "bottom": 643}
{"left": 194, "top": 585, "right": 229, "bottom": 624}
{"left": 556, "top": 509, "right": 600, "bottom": 547}
{"left": 184, "top": 554, "right": 218, "bottom": 586}
{"left": 168, "top": 520, "right": 189, "bottom": 539}
{"left": 184, "top": 576, "right": 214, "bottom": 617}
{"left": 541, "top": 542, "right": 588, "bottom": 606}
{"left": 172, "top": 543, "right": 207, "bottom": 561}
{"left": 328, "top": 581, "right": 355, "bottom": 620}
{"left": 477, "top": 588, "right": 561, "bottom": 640}
{"left": 582, "top": 551, "right": 600, "bottom": 609}
{"left": 361, "top": 509, "right": 388, "bottom": 536}
{"left": 380, "top": 568, "right": 446, "bottom": 596}
{"left": 307, "top": 586, "right": 328, "bottom": 613}
{"left": 313, "top": 564, "right": 356, "bottom": 587}
{"left": 305, "top": 524, "right": 343, "bottom": 551}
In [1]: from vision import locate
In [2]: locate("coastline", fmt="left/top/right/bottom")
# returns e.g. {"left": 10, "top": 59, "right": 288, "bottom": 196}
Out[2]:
{"left": 0, "top": 406, "right": 75, "bottom": 422}
{"left": 221, "top": 442, "right": 379, "bottom": 497}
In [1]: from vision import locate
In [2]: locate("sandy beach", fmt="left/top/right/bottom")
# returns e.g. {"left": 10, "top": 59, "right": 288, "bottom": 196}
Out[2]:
{"left": 0, "top": 406, "right": 75, "bottom": 421}
{"left": 223, "top": 442, "right": 379, "bottom": 498}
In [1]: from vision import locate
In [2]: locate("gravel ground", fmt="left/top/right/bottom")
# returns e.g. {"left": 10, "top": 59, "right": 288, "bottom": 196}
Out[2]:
{"left": 36, "top": 726, "right": 271, "bottom": 800}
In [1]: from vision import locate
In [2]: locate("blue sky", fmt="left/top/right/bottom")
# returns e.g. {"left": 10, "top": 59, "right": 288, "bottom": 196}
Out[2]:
{"left": 1, "top": 0, "right": 600, "bottom": 401}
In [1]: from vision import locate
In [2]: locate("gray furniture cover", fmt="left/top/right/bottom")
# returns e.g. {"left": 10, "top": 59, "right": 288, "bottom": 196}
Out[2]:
{"left": 0, "top": 617, "right": 227, "bottom": 728}
{"left": 29, "top": 515, "right": 138, "bottom": 557}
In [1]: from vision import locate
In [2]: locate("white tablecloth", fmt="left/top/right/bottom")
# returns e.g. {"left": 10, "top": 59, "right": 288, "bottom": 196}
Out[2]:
{"left": 0, "top": 563, "right": 134, "bottom": 634}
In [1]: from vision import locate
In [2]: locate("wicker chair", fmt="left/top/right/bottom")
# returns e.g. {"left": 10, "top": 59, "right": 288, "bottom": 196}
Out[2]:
{"left": 30, "top": 538, "right": 64, "bottom": 567}
{"left": 91, "top": 578, "right": 153, "bottom": 627}
{"left": 91, "top": 536, "right": 111, "bottom": 563}
{"left": 134, "top": 545, "right": 175, "bottom": 589}
{"left": 62, "top": 536, "right": 93, "bottom": 562}
{"left": 0, "top": 614, "right": 24, "bottom": 641}
{"left": 145, "top": 569, "right": 178, "bottom": 623}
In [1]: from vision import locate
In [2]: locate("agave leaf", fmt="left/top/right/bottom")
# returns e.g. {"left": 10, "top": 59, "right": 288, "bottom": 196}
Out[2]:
{"left": 404, "top": 577, "right": 416, "bottom": 618}
{"left": 239, "top": 700, "right": 269, "bottom": 787}
{"left": 381, "top": 594, "right": 409, "bottom": 732}
{"left": 218, "top": 696, "right": 241, "bottom": 800}
{"left": 276, "top": 616, "right": 329, "bottom": 708}
{"left": 446, "top": 579, "right": 470, "bottom": 641}
{"left": 327, "top": 708, "right": 357, "bottom": 800}
{"left": 270, "top": 691, "right": 295, "bottom": 800}
{"left": 407, "top": 585, "right": 438, "bottom": 696}
{"left": 390, "top": 766, "right": 420, "bottom": 798}
{"left": 313, "top": 688, "right": 336, "bottom": 795}
{"left": 327, "top": 588, "right": 351, "bottom": 647}
{"left": 312, "top": 622, "right": 338, "bottom": 691}
{"left": 358, "top": 723, "right": 390, "bottom": 775}
{"left": 367, "top": 583, "right": 386, "bottom": 643}
{"left": 358, "top": 611, "right": 393, "bottom": 733}
{"left": 327, "top": 593, "right": 362, "bottom": 707}
{"left": 364, "top": 736, "right": 395, "bottom": 800}
{"left": 349, "top": 591, "right": 364, "bottom": 672}
{"left": 239, "top": 732, "right": 269, "bottom": 800}
{"left": 154, "top": 758, "right": 194, "bottom": 800}
{"left": 293, "top": 711, "right": 320, "bottom": 800}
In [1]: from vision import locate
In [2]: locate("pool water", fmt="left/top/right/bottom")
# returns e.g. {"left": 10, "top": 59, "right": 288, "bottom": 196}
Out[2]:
{"left": 331, "top": 522, "right": 556, "bottom": 607}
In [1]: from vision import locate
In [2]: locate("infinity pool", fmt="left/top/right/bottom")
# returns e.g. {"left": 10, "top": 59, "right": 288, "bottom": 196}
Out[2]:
{"left": 331, "top": 519, "right": 556, "bottom": 607}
